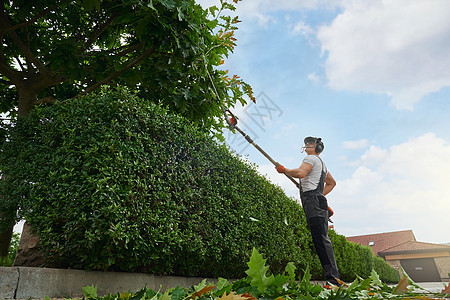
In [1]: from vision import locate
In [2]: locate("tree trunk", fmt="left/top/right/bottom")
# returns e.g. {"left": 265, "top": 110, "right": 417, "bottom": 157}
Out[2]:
{"left": 0, "top": 217, "right": 13, "bottom": 257}
{"left": 0, "top": 175, "right": 15, "bottom": 258}
{"left": 0, "top": 86, "right": 41, "bottom": 260}
{"left": 17, "top": 85, "right": 37, "bottom": 117}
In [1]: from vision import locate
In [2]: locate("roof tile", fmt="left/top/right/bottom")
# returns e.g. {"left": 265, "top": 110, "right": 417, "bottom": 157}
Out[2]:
{"left": 346, "top": 230, "right": 416, "bottom": 255}
{"left": 380, "top": 240, "right": 450, "bottom": 253}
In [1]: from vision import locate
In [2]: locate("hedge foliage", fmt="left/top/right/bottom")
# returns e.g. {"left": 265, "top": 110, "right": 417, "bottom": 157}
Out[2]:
{"left": 0, "top": 88, "right": 399, "bottom": 282}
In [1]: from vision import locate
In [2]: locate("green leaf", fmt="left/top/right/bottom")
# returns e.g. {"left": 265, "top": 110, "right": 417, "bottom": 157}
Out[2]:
{"left": 208, "top": 6, "right": 219, "bottom": 16}
{"left": 301, "top": 265, "right": 312, "bottom": 286}
{"left": 271, "top": 274, "right": 290, "bottom": 291}
{"left": 193, "top": 278, "right": 207, "bottom": 291}
{"left": 159, "top": 290, "right": 172, "bottom": 300}
{"left": 370, "top": 269, "right": 382, "bottom": 286}
{"left": 358, "top": 277, "right": 372, "bottom": 290}
{"left": 170, "top": 286, "right": 186, "bottom": 300}
{"left": 215, "top": 277, "right": 232, "bottom": 298}
{"left": 216, "top": 278, "right": 229, "bottom": 290}
{"left": 82, "top": 285, "right": 98, "bottom": 298}
{"left": 130, "top": 287, "right": 147, "bottom": 300}
{"left": 346, "top": 278, "right": 360, "bottom": 292}
{"left": 244, "top": 248, "right": 274, "bottom": 293}
{"left": 147, "top": 0, "right": 158, "bottom": 12}
{"left": 285, "top": 262, "right": 296, "bottom": 282}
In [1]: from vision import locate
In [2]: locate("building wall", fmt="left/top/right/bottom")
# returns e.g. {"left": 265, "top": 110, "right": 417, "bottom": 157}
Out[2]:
{"left": 386, "top": 259, "right": 403, "bottom": 277}
{"left": 435, "top": 256, "right": 450, "bottom": 282}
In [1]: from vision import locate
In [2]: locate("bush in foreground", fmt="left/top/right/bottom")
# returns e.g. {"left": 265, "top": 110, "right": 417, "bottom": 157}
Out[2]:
{"left": 78, "top": 248, "right": 449, "bottom": 300}
{"left": 0, "top": 88, "right": 398, "bottom": 282}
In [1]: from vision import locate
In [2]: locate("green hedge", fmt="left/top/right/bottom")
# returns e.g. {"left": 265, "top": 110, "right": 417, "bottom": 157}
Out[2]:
{"left": 0, "top": 88, "right": 399, "bottom": 282}
{"left": 329, "top": 232, "right": 399, "bottom": 282}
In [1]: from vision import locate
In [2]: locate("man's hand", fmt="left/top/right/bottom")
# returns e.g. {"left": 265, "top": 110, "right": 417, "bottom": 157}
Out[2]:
{"left": 275, "top": 163, "right": 286, "bottom": 173}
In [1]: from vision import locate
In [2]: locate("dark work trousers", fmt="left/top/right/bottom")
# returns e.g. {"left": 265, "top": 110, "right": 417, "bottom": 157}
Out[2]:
{"left": 307, "top": 215, "right": 340, "bottom": 285}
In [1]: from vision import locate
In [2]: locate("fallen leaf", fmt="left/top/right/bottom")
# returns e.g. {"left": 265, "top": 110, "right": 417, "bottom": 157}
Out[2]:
{"left": 393, "top": 277, "right": 409, "bottom": 294}
{"left": 442, "top": 282, "right": 450, "bottom": 294}
{"left": 188, "top": 284, "right": 215, "bottom": 300}
{"left": 241, "top": 292, "right": 257, "bottom": 300}
{"left": 219, "top": 291, "right": 254, "bottom": 300}
{"left": 336, "top": 278, "right": 347, "bottom": 287}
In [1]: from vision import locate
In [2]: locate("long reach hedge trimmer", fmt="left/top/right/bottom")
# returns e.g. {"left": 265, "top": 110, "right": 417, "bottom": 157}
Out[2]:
{"left": 221, "top": 108, "right": 334, "bottom": 221}
{"left": 204, "top": 67, "right": 333, "bottom": 220}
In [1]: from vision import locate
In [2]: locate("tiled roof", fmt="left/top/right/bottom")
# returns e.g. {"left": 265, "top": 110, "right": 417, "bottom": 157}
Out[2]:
{"left": 380, "top": 240, "right": 450, "bottom": 254}
{"left": 346, "top": 230, "right": 416, "bottom": 255}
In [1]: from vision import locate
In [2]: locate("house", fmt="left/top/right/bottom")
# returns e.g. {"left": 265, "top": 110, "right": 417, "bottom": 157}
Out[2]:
{"left": 347, "top": 230, "right": 415, "bottom": 256}
{"left": 346, "top": 230, "right": 450, "bottom": 282}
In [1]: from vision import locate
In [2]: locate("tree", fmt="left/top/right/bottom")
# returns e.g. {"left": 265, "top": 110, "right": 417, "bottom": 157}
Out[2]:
{"left": 0, "top": 0, "right": 254, "bottom": 258}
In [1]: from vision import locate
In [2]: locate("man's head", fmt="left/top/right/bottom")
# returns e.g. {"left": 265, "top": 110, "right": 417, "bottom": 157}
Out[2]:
{"left": 302, "top": 136, "right": 324, "bottom": 154}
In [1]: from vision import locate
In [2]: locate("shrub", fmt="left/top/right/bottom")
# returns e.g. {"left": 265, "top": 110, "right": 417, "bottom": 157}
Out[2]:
{"left": 330, "top": 232, "right": 399, "bottom": 282}
{"left": 0, "top": 88, "right": 398, "bottom": 282}
{"left": 0, "top": 232, "right": 20, "bottom": 266}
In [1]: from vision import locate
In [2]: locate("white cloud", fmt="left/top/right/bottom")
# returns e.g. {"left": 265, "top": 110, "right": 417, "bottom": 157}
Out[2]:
{"left": 342, "top": 139, "right": 369, "bottom": 149}
{"left": 317, "top": 0, "right": 450, "bottom": 110}
{"left": 360, "top": 145, "right": 388, "bottom": 166}
{"left": 290, "top": 20, "right": 314, "bottom": 37}
{"left": 332, "top": 133, "right": 450, "bottom": 243}
{"left": 196, "top": 0, "right": 342, "bottom": 24}
{"left": 198, "top": 0, "right": 450, "bottom": 110}
{"left": 307, "top": 72, "right": 321, "bottom": 84}
{"left": 272, "top": 122, "right": 299, "bottom": 140}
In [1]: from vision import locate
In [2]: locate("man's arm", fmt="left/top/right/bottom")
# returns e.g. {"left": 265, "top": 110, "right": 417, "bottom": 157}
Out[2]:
{"left": 323, "top": 172, "right": 336, "bottom": 196}
{"left": 284, "top": 162, "right": 312, "bottom": 179}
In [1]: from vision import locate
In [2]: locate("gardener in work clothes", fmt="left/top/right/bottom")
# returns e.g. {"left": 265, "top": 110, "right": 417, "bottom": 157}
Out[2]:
{"left": 275, "top": 136, "right": 341, "bottom": 286}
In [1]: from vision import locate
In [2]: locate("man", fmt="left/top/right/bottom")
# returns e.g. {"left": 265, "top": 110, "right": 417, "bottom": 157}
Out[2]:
{"left": 275, "top": 136, "right": 341, "bottom": 286}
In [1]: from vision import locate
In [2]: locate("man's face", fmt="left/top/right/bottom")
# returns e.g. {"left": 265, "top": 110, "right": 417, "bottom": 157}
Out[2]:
{"left": 304, "top": 142, "right": 316, "bottom": 154}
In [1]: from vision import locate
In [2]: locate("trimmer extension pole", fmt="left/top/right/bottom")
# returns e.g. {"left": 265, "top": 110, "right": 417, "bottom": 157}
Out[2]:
{"left": 234, "top": 126, "right": 276, "bottom": 164}
{"left": 226, "top": 111, "right": 300, "bottom": 188}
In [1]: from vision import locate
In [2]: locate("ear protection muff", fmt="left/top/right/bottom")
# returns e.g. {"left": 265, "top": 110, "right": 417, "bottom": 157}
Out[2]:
{"left": 315, "top": 138, "right": 324, "bottom": 153}
{"left": 303, "top": 136, "right": 324, "bottom": 153}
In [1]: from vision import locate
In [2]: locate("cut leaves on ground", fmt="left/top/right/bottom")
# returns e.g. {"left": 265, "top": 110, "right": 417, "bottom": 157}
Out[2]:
{"left": 72, "top": 248, "right": 449, "bottom": 300}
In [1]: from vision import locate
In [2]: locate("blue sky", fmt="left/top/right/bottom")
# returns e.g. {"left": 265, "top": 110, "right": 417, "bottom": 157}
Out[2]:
{"left": 197, "top": 0, "right": 450, "bottom": 244}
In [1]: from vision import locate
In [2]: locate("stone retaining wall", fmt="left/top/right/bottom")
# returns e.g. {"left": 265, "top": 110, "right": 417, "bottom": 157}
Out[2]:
{"left": 0, "top": 266, "right": 217, "bottom": 299}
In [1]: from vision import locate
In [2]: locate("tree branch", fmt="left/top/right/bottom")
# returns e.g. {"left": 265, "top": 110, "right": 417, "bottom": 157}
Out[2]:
{"left": 0, "top": 42, "right": 19, "bottom": 82}
{"left": 5, "top": 44, "right": 26, "bottom": 71}
{"left": 33, "top": 96, "right": 56, "bottom": 106}
{"left": 11, "top": 31, "right": 47, "bottom": 75}
{"left": 78, "top": 47, "right": 155, "bottom": 97}
{"left": 83, "top": 14, "right": 118, "bottom": 51}
{"left": 0, "top": 62, "right": 22, "bottom": 84}
{"left": 0, "top": 12, "right": 50, "bottom": 78}
{"left": 115, "top": 43, "right": 143, "bottom": 57}
{"left": 1, "top": 1, "right": 66, "bottom": 34}
{"left": 82, "top": 42, "right": 142, "bottom": 58}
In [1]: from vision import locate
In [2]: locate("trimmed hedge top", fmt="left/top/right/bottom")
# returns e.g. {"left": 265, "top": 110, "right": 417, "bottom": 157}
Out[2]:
{"left": 0, "top": 88, "right": 399, "bottom": 282}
